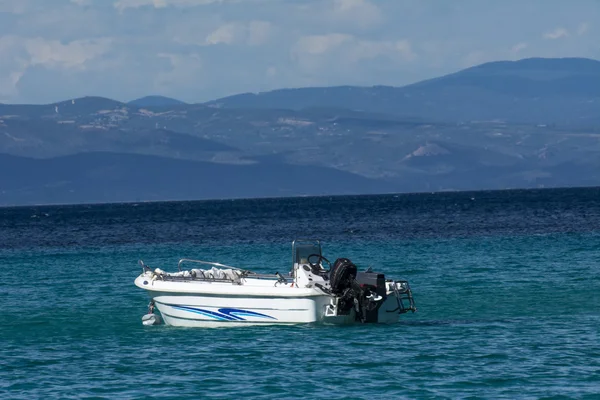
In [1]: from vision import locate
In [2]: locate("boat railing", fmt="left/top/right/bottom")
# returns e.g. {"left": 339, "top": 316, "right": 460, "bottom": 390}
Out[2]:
{"left": 140, "top": 258, "right": 290, "bottom": 284}
{"left": 177, "top": 258, "right": 246, "bottom": 272}
{"left": 176, "top": 259, "right": 290, "bottom": 283}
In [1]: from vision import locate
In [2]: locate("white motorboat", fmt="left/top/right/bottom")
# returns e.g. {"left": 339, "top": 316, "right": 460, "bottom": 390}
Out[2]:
{"left": 134, "top": 240, "right": 416, "bottom": 327}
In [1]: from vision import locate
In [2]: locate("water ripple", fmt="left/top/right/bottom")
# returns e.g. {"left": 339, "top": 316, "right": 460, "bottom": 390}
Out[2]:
{"left": 1, "top": 188, "right": 600, "bottom": 398}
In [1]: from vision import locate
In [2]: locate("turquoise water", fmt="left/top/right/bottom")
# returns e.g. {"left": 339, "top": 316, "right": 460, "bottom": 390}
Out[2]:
{"left": 1, "top": 189, "right": 599, "bottom": 399}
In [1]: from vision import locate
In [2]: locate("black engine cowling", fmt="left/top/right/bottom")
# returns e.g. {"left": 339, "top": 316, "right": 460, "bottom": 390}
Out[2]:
{"left": 329, "top": 258, "right": 358, "bottom": 295}
{"left": 329, "top": 258, "right": 386, "bottom": 323}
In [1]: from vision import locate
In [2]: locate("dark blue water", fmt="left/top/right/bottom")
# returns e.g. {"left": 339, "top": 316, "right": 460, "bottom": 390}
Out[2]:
{"left": 1, "top": 188, "right": 599, "bottom": 399}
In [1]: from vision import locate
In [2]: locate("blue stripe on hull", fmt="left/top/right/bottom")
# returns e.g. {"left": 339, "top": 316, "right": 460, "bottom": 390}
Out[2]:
{"left": 168, "top": 305, "right": 277, "bottom": 321}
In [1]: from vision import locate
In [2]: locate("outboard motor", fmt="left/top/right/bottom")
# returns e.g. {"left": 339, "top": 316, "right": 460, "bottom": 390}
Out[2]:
{"left": 329, "top": 258, "right": 386, "bottom": 323}
{"left": 355, "top": 271, "right": 387, "bottom": 322}
{"left": 329, "top": 258, "right": 357, "bottom": 294}
{"left": 329, "top": 258, "right": 359, "bottom": 314}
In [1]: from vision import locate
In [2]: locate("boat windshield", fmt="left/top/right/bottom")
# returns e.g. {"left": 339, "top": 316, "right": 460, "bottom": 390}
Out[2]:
{"left": 292, "top": 239, "right": 322, "bottom": 266}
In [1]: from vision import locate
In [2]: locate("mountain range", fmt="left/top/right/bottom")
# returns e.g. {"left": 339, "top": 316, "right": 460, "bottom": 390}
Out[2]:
{"left": 1, "top": 57, "right": 600, "bottom": 205}
{"left": 207, "top": 57, "right": 600, "bottom": 126}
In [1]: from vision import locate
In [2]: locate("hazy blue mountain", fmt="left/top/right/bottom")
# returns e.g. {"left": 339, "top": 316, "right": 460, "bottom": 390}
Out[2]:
{"left": 0, "top": 96, "right": 126, "bottom": 120}
{"left": 2, "top": 57, "right": 600, "bottom": 205}
{"left": 128, "top": 95, "right": 187, "bottom": 107}
{"left": 206, "top": 57, "right": 600, "bottom": 126}
{"left": 0, "top": 116, "right": 241, "bottom": 161}
{"left": 0, "top": 152, "right": 394, "bottom": 205}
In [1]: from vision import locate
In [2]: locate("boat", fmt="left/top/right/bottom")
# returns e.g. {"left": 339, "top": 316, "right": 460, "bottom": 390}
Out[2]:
{"left": 134, "top": 239, "right": 416, "bottom": 327}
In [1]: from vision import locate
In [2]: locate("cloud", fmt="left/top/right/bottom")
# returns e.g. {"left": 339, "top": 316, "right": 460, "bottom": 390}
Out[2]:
{"left": 205, "top": 23, "right": 239, "bottom": 45}
{"left": 0, "top": 47, "right": 27, "bottom": 99}
{"left": 0, "top": 71, "right": 24, "bottom": 100}
{"left": 0, "top": 35, "right": 111, "bottom": 99}
{"left": 462, "top": 51, "right": 487, "bottom": 67}
{"left": 511, "top": 42, "right": 527, "bottom": 54}
{"left": 0, "top": 0, "right": 32, "bottom": 14}
{"left": 293, "top": 33, "right": 414, "bottom": 63}
{"left": 392, "top": 40, "right": 415, "bottom": 61}
{"left": 247, "top": 21, "right": 272, "bottom": 46}
{"left": 543, "top": 27, "right": 569, "bottom": 40}
{"left": 24, "top": 37, "right": 112, "bottom": 69}
{"left": 0, "top": 56, "right": 23, "bottom": 100}
{"left": 331, "top": 0, "right": 382, "bottom": 28}
{"left": 293, "top": 33, "right": 351, "bottom": 56}
{"left": 348, "top": 39, "right": 416, "bottom": 62}
{"left": 2, "top": 0, "right": 600, "bottom": 104}
{"left": 203, "top": 21, "right": 272, "bottom": 46}
{"left": 155, "top": 52, "right": 203, "bottom": 89}
{"left": 113, "top": 0, "right": 229, "bottom": 11}
{"left": 265, "top": 66, "right": 276, "bottom": 77}
{"left": 290, "top": 33, "right": 416, "bottom": 83}
{"left": 577, "top": 22, "right": 589, "bottom": 35}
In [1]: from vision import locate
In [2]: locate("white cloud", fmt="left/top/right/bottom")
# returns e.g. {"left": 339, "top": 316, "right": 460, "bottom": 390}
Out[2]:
{"left": 24, "top": 37, "right": 112, "bottom": 69}
{"left": 155, "top": 52, "right": 202, "bottom": 89}
{"left": 202, "top": 21, "right": 271, "bottom": 46}
{"left": 114, "top": 0, "right": 226, "bottom": 11}
{"left": 393, "top": 40, "right": 415, "bottom": 61}
{"left": 511, "top": 42, "right": 527, "bottom": 54}
{"left": 293, "top": 33, "right": 351, "bottom": 56}
{"left": 0, "top": 61, "right": 27, "bottom": 99}
{"left": 0, "top": 72, "right": 23, "bottom": 100}
{"left": 462, "top": 51, "right": 487, "bottom": 67}
{"left": 247, "top": 21, "right": 272, "bottom": 46}
{"left": 265, "top": 66, "right": 276, "bottom": 77}
{"left": 0, "top": 35, "right": 111, "bottom": 99}
{"left": 157, "top": 52, "right": 201, "bottom": 68}
{"left": 0, "top": 36, "right": 28, "bottom": 97}
{"left": 0, "top": 0, "right": 31, "bottom": 14}
{"left": 577, "top": 22, "right": 589, "bottom": 35}
{"left": 543, "top": 27, "right": 569, "bottom": 40}
{"left": 331, "top": 0, "right": 382, "bottom": 28}
{"left": 2, "top": 0, "right": 600, "bottom": 104}
{"left": 290, "top": 33, "right": 416, "bottom": 82}
{"left": 293, "top": 34, "right": 414, "bottom": 64}
{"left": 205, "top": 23, "right": 239, "bottom": 45}
{"left": 348, "top": 39, "right": 416, "bottom": 62}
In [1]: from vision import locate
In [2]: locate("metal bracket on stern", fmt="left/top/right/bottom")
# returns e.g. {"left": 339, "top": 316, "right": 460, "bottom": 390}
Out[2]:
{"left": 389, "top": 280, "right": 417, "bottom": 314}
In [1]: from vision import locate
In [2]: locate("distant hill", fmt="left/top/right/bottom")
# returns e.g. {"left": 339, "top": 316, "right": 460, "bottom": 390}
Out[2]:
{"left": 0, "top": 96, "right": 126, "bottom": 119}
{"left": 0, "top": 115, "right": 242, "bottom": 161}
{"left": 2, "top": 57, "right": 600, "bottom": 205}
{"left": 128, "top": 95, "right": 187, "bottom": 107}
{"left": 0, "top": 152, "right": 394, "bottom": 205}
{"left": 206, "top": 57, "right": 600, "bottom": 126}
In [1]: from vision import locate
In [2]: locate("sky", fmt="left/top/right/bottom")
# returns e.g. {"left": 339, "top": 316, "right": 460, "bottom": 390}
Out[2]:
{"left": 0, "top": 0, "right": 599, "bottom": 104}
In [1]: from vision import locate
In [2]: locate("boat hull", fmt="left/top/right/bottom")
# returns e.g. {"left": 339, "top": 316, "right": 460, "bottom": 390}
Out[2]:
{"left": 135, "top": 275, "right": 406, "bottom": 327}
{"left": 149, "top": 294, "right": 403, "bottom": 327}
{"left": 152, "top": 293, "right": 347, "bottom": 326}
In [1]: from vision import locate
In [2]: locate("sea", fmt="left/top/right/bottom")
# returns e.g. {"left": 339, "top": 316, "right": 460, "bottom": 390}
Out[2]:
{"left": 1, "top": 187, "right": 599, "bottom": 399}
